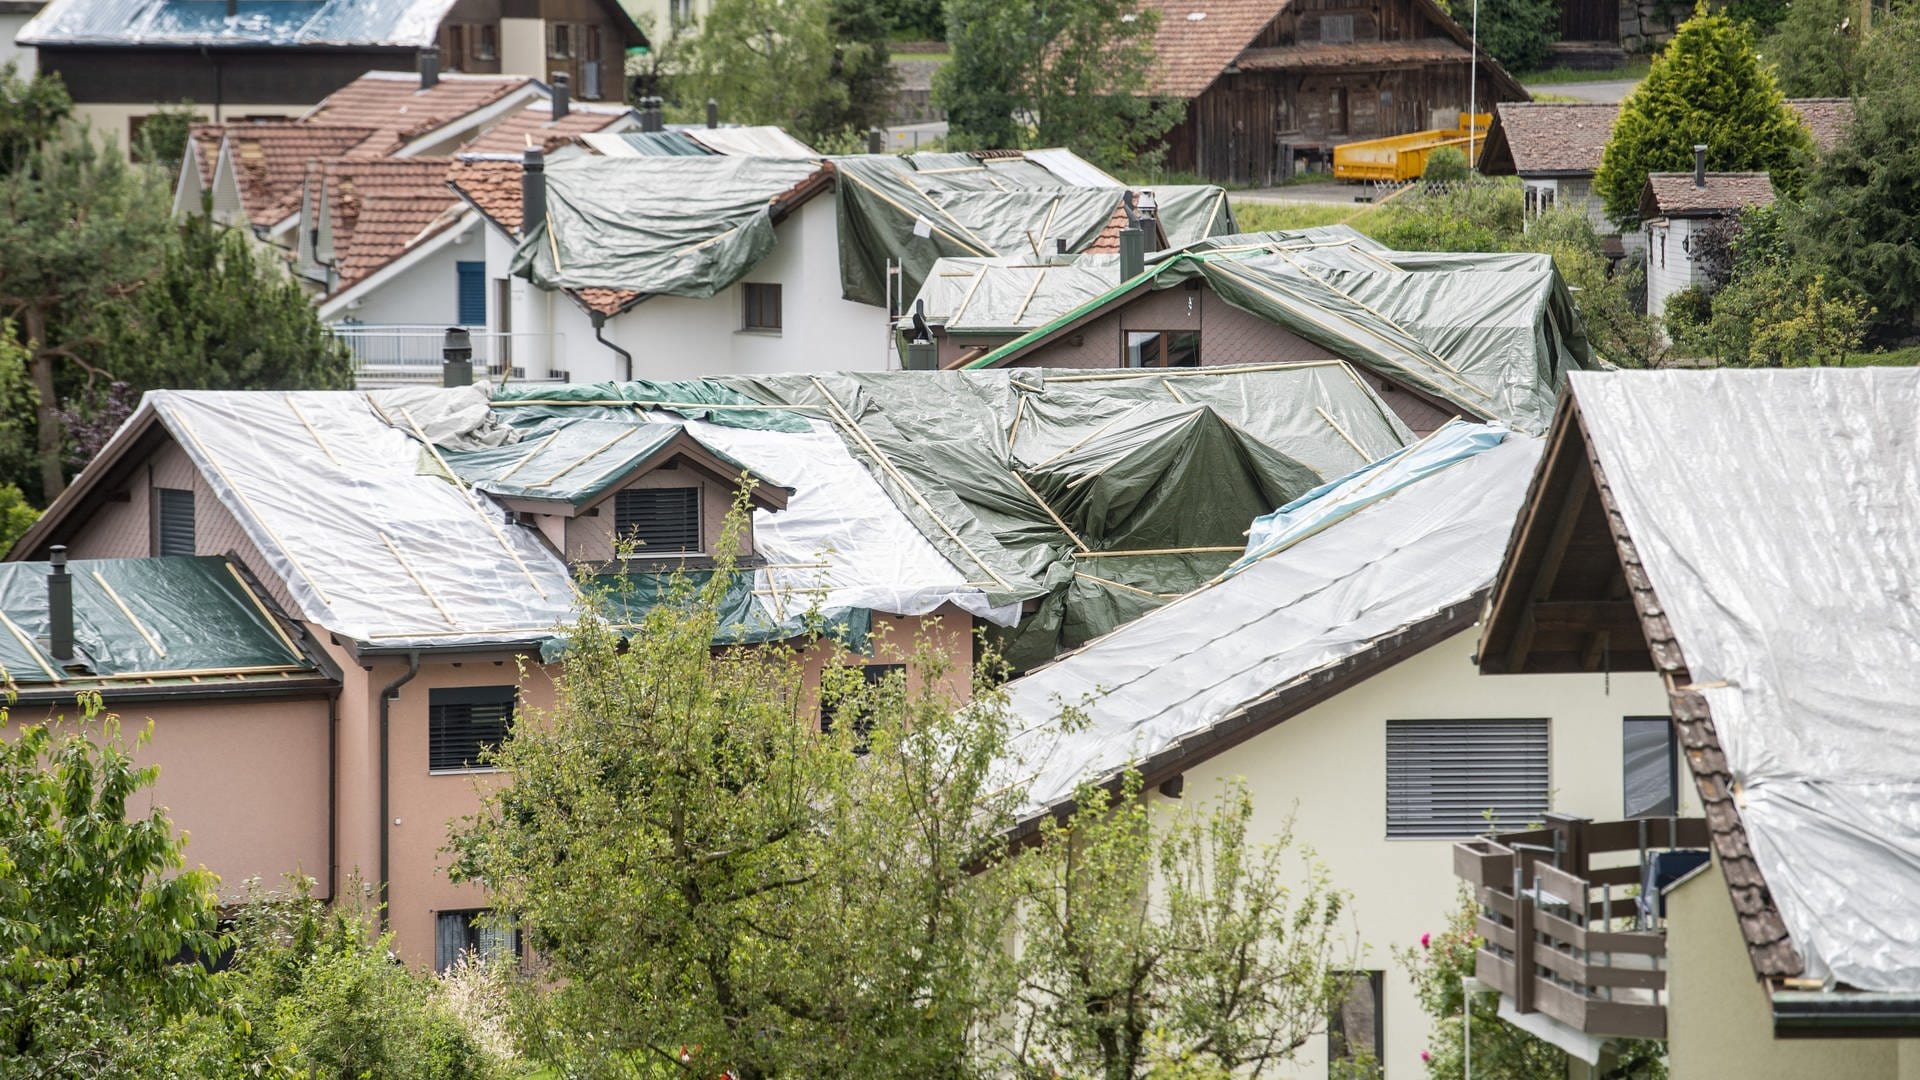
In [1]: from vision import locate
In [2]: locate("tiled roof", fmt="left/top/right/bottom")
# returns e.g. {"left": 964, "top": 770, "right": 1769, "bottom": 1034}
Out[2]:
{"left": 1482, "top": 102, "right": 1619, "bottom": 176}
{"left": 1642, "top": 172, "right": 1775, "bottom": 218}
{"left": 1237, "top": 37, "right": 1467, "bottom": 69}
{"left": 305, "top": 71, "right": 536, "bottom": 155}
{"left": 459, "top": 102, "right": 634, "bottom": 155}
{"left": 1787, "top": 97, "right": 1854, "bottom": 152}
{"left": 1142, "top": 0, "right": 1288, "bottom": 98}
{"left": 575, "top": 287, "right": 644, "bottom": 315}
{"left": 315, "top": 158, "right": 461, "bottom": 290}
{"left": 216, "top": 122, "right": 380, "bottom": 227}
{"left": 1083, "top": 201, "right": 1171, "bottom": 253}
{"left": 188, "top": 124, "right": 223, "bottom": 185}
{"left": 447, "top": 157, "right": 525, "bottom": 233}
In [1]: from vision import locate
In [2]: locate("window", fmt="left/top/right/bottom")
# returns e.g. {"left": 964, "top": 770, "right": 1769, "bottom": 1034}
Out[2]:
{"left": 155, "top": 487, "right": 195, "bottom": 556}
{"left": 428, "top": 686, "right": 515, "bottom": 773}
{"left": 1320, "top": 13, "right": 1355, "bottom": 42}
{"left": 1330, "top": 87, "right": 1349, "bottom": 135}
{"left": 475, "top": 23, "right": 498, "bottom": 61}
{"left": 456, "top": 260, "right": 486, "bottom": 326}
{"left": 547, "top": 22, "right": 574, "bottom": 58}
{"left": 615, "top": 487, "right": 701, "bottom": 554}
{"left": 1328, "top": 970, "right": 1383, "bottom": 1069}
{"left": 1623, "top": 716, "right": 1679, "bottom": 819}
{"left": 1385, "top": 719, "right": 1549, "bottom": 838}
{"left": 1124, "top": 330, "right": 1200, "bottom": 368}
{"left": 821, "top": 664, "right": 905, "bottom": 751}
{"left": 742, "top": 283, "right": 783, "bottom": 332}
{"left": 435, "top": 909, "right": 518, "bottom": 973}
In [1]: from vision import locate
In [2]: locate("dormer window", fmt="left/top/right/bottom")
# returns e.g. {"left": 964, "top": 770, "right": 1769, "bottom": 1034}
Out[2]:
{"left": 615, "top": 487, "right": 701, "bottom": 554}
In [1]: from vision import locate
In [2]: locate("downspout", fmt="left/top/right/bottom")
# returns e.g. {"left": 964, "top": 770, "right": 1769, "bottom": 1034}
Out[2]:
{"left": 591, "top": 311, "right": 632, "bottom": 381}
{"left": 327, "top": 689, "right": 339, "bottom": 904}
{"left": 377, "top": 652, "right": 421, "bottom": 932}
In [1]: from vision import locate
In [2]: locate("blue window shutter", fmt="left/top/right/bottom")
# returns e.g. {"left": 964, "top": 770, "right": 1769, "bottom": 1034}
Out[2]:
{"left": 456, "top": 261, "right": 486, "bottom": 325}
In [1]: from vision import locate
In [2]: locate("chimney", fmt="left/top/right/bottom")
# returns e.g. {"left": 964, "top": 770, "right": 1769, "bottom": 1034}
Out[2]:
{"left": 1118, "top": 193, "right": 1145, "bottom": 282}
{"left": 47, "top": 545, "right": 72, "bottom": 664}
{"left": 550, "top": 72, "right": 570, "bottom": 120}
{"left": 1693, "top": 144, "right": 1707, "bottom": 188}
{"left": 1134, "top": 189, "right": 1160, "bottom": 252}
{"left": 419, "top": 45, "right": 440, "bottom": 90}
{"left": 706, "top": 98, "right": 719, "bottom": 129}
{"left": 443, "top": 327, "right": 474, "bottom": 387}
{"left": 649, "top": 97, "right": 665, "bottom": 132}
{"left": 225, "top": 0, "right": 237, "bottom": 17}
{"left": 521, "top": 148, "right": 546, "bottom": 237}
{"left": 905, "top": 299, "right": 936, "bottom": 370}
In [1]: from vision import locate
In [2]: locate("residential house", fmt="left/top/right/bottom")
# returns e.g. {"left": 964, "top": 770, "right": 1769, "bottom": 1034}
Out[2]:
{"left": 173, "top": 122, "right": 378, "bottom": 230}
{"left": 448, "top": 148, "right": 1231, "bottom": 381}
{"left": 1640, "top": 158, "right": 1774, "bottom": 322}
{"left": 7, "top": 366, "right": 1410, "bottom": 966}
{"left": 1476, "top": 367, "right": 1920, "bottom": 1076}
{"left": 1142, "top": 0, "right": 1528, "bottom": 184}
{"left": 900, "top": 225, "right": 1597, "bottom": 436}
{"left": 993, "top": 422, "right": 1693, "bottom": 1077}
{"left": 0, "top": 0, "right": 42, "bottom": 75}
{"left": 16, "top": 0, "right": 642, "bottom": 152}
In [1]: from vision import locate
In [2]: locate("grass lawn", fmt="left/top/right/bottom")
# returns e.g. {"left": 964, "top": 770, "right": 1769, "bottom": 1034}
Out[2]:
{"left": 893, "top": 47, "right": 951, "bottom": 62}
{"left": 1518, "top": 59, "right": 1652, "bottom": 84}
{"left": 1231, "top": 200, "right": 1370, "bottom": 232}
{"left": 1847, "top": 344, "right": 1920, "bottom": 366}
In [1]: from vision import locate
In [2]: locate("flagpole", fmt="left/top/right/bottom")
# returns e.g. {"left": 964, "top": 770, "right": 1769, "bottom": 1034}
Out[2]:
{"left": 1469, "top": 0, "right": 1479, "bottom": 168}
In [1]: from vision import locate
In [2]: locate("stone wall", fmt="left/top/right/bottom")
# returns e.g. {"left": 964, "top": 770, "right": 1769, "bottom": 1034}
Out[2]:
{"left": 1621, "top": 0, "right": 1687, "bottom": 54}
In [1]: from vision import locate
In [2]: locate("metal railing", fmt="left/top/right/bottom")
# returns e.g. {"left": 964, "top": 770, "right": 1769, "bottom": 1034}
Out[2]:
{"left": 328, "top": 325, "right": 569, "bottom": 387}
{"left": 1453, "top": 814, "right": 1709, "bottom": 1040}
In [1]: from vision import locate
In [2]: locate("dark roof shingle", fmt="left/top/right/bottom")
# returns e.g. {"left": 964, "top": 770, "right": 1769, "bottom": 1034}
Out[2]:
{"left": 1641, "top": 172, "right": 1775, "bottom": 218}
{"left": 195, "top": 121, "right": 380, "bottom": 227}
{"left": 1483, "top": 102, "right": 1620, "bottom": 176}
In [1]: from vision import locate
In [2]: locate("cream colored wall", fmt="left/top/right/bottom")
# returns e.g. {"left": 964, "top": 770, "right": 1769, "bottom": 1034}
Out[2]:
{"left": 72, "top": 102, "right": 303, "bottom": 157}
{"left": 1666, "top": 855, "right": 1915, "bottom": 1079}
{"left": 1155, "top": 629, "right": 1683, "bottom": 1079}
{"left": 498, "top": 17, "right": 547, "bottom": 82}
{"left": 5, "top": 695, "right": 332, "bottom": 903}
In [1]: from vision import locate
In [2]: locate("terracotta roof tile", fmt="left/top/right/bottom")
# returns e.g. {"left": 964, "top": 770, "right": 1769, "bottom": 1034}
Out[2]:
{"left": 305, "top": 71, "right": 536, "bottom": 156}
{"left": 1084, "top": 200, "right": 1169, "bottom": 252}
{"left": 214, "top": 122, "right": 381, "bottom": 227}
{"left": 1237, "top": 37, "right": 1467, "bottom": 69}
{"left": 1142, "top": 0, "right": 1288, "bottom": 98}
{"left": 1787, "top": 97, "right": 1854, "bottom": 153}
{"left": 574, "top": 287, "right": 644, "bottom": 315}
{"left": 459, "top": 102, "right": 634, "bottom": 155}
{"left": 447, "top": 158, "right": 526, "bottom": 234}
{"left": 188, "top": 124, "right": 223, "bottom": 185}
{"left": 1484, "top": 102, "right": 1619, "bottom": 176}
{"left": 315, "top": 158, "right": 461, "bottom": 291}
{"left": 1642, "top": 172, "right": 1775, "bottom": 218}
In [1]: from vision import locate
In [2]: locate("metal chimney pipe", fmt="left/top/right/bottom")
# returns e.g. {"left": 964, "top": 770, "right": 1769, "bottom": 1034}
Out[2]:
{"left": 521, "top": 147, "right": 546, "bottom": 238}
{"left": 905, "top": 299, "right": 936, "bottom": 370}
{"left": 1118, "top": 193, "right": 1145, "bottom": 281}
{"left": 706, "top": 98, "right": 719, "bottom": 128}
{"left": 550, "top": 72, "right": 570, "bottom": 119}
{"left": 443, "top": 327, "right": 474, "bottom": 387}
{"left": 419, "top": 45, "right": 440, "bottom": 90}
{"left": 868, "top": 128, "right": 885, "bottom": 154}
{"left": 651, "top": 97, "right": 666, "bottom": 132}
{"left": 48, "top": 545, "right": 72, "bottom": 664}
{"left": 1693, "top": 144, "right": 1707, "bottom": 188}
{"left": 225, "top": 0, "right": 237, "bottom": 17}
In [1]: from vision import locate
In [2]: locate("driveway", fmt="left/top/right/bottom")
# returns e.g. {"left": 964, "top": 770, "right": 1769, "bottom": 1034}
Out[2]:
{"left": 1525, "top": 78, "right": 1641, "bottom": 103}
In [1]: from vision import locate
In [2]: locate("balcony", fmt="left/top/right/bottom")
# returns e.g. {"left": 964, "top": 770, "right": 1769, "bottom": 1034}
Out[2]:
{"left": 329, "top": 325, "right": 570, "bottom": 388}
{"left": 1454, "top": 814, "right": 1710, "bottom": 1040}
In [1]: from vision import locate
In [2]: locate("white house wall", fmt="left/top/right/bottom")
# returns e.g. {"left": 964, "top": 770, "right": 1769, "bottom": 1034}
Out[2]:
{"left": 1151, "top": 631, "right": 1687, "bottom": 1079}
{"left": 328, "top": 220, "right": 485, "bottom": 329}
{"left": 0, "top": 13, "right": 38, "bottom": 76}
{"left": 1645, "top": 218, "right": 1699, "bottom": 322}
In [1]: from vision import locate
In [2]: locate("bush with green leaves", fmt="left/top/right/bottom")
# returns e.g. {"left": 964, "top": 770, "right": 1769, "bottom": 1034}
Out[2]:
{"left": 1472, "top": 0, "right": 1561, "bottom": 73}
{"left": 1421, "top": 147, "right": 1471, "bottom": 184}
{"left": 1593, "top": 4, "right": 1814, "bottom": 229}
{"left": 1514, "top": 207, "right": 1666, "bottom": 368}
{"left": 1761, "top": 0, "right": 1864, "bottom": 97}
{"left": 1366, "top": 179, "right": 1523, "bottom": 252}
{"left": 1666, "top": 205, "right": 1871, "bottom": 365}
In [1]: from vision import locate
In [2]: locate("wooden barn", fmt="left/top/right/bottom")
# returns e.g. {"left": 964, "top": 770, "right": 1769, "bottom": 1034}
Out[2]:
{"left": 1146, "top": 0, "right": 1529, "bottom": 185}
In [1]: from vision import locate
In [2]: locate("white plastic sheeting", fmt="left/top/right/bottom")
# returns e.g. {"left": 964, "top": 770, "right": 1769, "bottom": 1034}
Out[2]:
{"left": 684, "top": 126, "right": 820, "bottom": 158}
{"left": 1570, "top": 368, "right": 1920, "bottom": 992}
{"left": 996, "top": 424, "right": 1541, "bottom": 823}
{"left": 141, "top": 388, "right": 1018, "bottom": 651}
{"left": 1022, "top": 148, "right": 1124, "bottom": 188}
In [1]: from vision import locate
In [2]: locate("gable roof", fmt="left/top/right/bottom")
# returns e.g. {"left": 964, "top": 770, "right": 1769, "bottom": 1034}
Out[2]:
{"left": 195, "top": 121, "right": 381, "bottom": 228}
{"left": 311, "top": 157, "right": 461, "bottom": 291}
{"left": 459, "top": 101, "right": 638, "bottom": 156}
{"left": 440, "top": 420, "right": 790, "bottom": 511}
{"left": 1788, "top": 97, "right": 1855, "bottom": 152}
{"left": 304, "top": 71, "right": 541, "bottom": 156}
{"left": 1479, "top": 102, "right": 1620, "bottom": 177}
{"left": 19, "top": 0, "right": 453, "bottom": 47}
{"left": 1640, "top": 172, "right": 1775, "bottom": 220}
{"left": 995, "top": 422, "right": 1540, "bottom": 830}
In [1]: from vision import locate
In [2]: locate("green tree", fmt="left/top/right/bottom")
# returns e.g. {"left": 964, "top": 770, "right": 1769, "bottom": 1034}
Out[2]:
{"left": 1474, "top": 0, "right": 1561, "bottom": 74}
{"left": 1515, "top": 207, "right": 1666, "bottom": 367}
{"left": 673, "top": 0, "right": 896, "bottom": 146}
{"left": 937, "top": 0, "right": 1182, "bottom": 169}
{"left": 993, "top": 774, "right": 1354, "bottom": 1079}
{"left": 1762, "top": 0, "right": 1865, "bottom": 97}
{"left": 130, "top": 101, "right": 200, "bottom": 171}
{"left": 0, "top": 702, "right": 225, "bottom": 1073}
{"left": 1593, "top": 4, "right": 1815, "bottom": 229}
{"left": 1786, "top": 6, "right": 1920, "bottom": 338}
{"left": 1421, "top": 146, "right": 1471, "bottom": 183}
{"left": 0, "top": 63, "right": 70, "bottom": 173}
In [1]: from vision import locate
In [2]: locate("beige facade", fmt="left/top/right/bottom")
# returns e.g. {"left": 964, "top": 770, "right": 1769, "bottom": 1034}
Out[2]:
{"left": 1665, "top": 856, "right": 1920, "bottom": 1079}
{"left": 1148, "top": 629, "right": 1684, "bottom": 1079}
{"left": 75, "top": 102, "right": 304, "bottom": 155}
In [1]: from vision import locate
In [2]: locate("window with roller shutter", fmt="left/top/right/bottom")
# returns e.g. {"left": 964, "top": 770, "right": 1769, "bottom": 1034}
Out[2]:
{"left": 155, "top": 487, "right": 195, "bottom": 556}
{"left": 1385, "top": 718, "right": 1549, "bottom": 838}
{"left": 614, "top": 487, "right": 701, "bottom": 553}
{"left": 429, "top": 686, "right": 515, "bottom": 773}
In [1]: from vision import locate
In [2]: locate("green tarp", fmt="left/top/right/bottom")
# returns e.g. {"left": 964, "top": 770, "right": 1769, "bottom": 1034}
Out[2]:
{"left": 489, "top": 380, "right": 811, "bottom": 432}
{"left": 511, "top": 156, "right": 825, "bottom": 298}
{"left": 539, "top": 571, "right": 870, "bottom": 661}
{"left": 438, "top": 421, "right": 764, "bottom": 506}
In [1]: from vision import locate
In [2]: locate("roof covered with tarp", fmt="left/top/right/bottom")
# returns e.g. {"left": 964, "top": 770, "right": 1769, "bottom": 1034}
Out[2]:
{"left": 715, "top": 366, "right": 1412, "bottom": 668}
{"left": 0, "top": 556, "right": 321, "bottom": 693}
{"left": 831, "top": 153, "right": 1236, "bottom": 305}
{"left": 946, "top": 226, "right": 1594, "bottom": 434}
{"left": 994, "top": 421, "right": 1540, "bottom": 825}
{"left": 1561, "top": 367, "right": 1920, "bottom": 994}
{"left": 20, "top": 0, "right": 453, "bottom": 46}
{"left": 437, "top": 418, "right": 772, "bottom": 506}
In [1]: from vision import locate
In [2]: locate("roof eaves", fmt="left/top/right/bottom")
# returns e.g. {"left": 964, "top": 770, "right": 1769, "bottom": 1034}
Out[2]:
{"left": 317, "top": 205, "right": 475, "bottom": 318}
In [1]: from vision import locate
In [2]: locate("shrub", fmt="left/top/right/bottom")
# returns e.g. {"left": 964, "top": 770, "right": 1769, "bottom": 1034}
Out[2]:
{"left": 1421, "top": 147, "right": 1471, "bottom": 184}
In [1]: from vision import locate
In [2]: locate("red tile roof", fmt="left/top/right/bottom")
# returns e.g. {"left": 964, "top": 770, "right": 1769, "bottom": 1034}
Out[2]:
{"left": 217, "top": 122, "right": 380, "bottom": 227}
{"left": 1641, "top": 172, "right": 1776, "bottom": 219}
{"left": 1142, "top": 0, "right": 1288, "bottom": 98}
{"left": 1788, "top": 97, "right": 1854, "bottom": 152}
{"left": 447, "top": 157, "right": 525, "bottom": 233}
{"left": 188, "top": 124, "right": 222, "bottom": 186}
{"left": 459, "top": 103, "right": 634, "bottom": 155}
{"left": 1481, "top": 102, "right": 1620, "bottom": 176}
{"left": 314, "top": 158, "right": 462, "bottom": 291}
{"left": 305, "top": 71, "right": 537, "bottom": 156}
{"left": 1237, "top": 37, "right": 1467, "bottom": 69}
{"left": 1084, "top": 200, "right": 1170, "bottom": 252}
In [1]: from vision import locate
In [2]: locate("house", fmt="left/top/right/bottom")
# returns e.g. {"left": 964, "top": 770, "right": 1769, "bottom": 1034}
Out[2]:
{"left": 1143, "top": 0, "right": 1528, "bottom": 185}
{"left": 16, "top": 0, "right": 643, "bottom": 151}
{"left": 901, "top": 225, "right": 1597, "bottom": 436}
{"left": 448, "top": 148, "right": 1232, "bottom": 382}
{"left": 173, "top": 121, "right": 378, "bottom": 230}
{"left": 1640, "top": 155, "right": 1775, "bottom": 321}
{"left": 0, "top": 0, "right": 42, "bottom": 75}
{"left": 1478, "top": 97, "right": 1854, "bottom": 235}
{"left": 1475, "top": 367, "right": 1920, "bottom": 1075}
{"left": 6, "top": 365, "right": 1409, "bottom": 966}
{"left": 993, "top": 421, "right": 1691, "bottom": 1077}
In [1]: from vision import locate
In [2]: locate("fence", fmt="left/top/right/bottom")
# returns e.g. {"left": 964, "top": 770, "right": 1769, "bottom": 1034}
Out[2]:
{"left": 329, "top": 325, "right": 569, "bottom": 387}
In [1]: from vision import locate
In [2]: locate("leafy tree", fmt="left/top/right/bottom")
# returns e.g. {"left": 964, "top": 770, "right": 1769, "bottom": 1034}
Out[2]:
{"left": 0, "top": 63, "right": 70, "bottom": 174}
{"left": 0, "top": 484, "right": 33, "bottom": 553}
{"left": 937, "top": 0, "right": 1183, "bottom": 169}
{"left": 130, "top": 101, "right": 200, "bottom": 171}
{"left": 1516, "top": 207, "right": 1666, "bottom": 368}
{"left": 992, "top": 774, "right": 1354, "bottom": 1079}
{"left": 1593, "top": 4, "right": 1814, "bottom": 229}
{"left": 0, "top": 702, "right": 224, "bottom": 1073}
{"left": 1761, "top": 0, "right": 1865, "bottom": 97}
{"left": 1786, "top": 5, "right": 1920, "bottom": 337}
{"left": 1473, "top": 0, "right": 1561, "bottom": 74}
{"left": 1421, "top": 146, "right": 1471, "bottom": 183}
{"left": 1366, "top": 179, "right": 1524, "bottom": 252}
{"left": 881, "top": 0, "right": 945, "bottom": 39}
{"left": 673, "top": 0, "right": 896, "bottom": 146}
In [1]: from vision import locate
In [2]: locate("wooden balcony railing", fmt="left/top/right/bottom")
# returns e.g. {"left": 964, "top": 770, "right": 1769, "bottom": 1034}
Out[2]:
{"left": 1453, "top": 813, "right": 1709, "bottom": 1040}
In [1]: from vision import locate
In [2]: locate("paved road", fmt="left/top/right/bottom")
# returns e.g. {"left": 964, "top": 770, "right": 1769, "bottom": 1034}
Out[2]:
{"left": 1523, "top": 78, "right": 1640, "bottom": 103}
